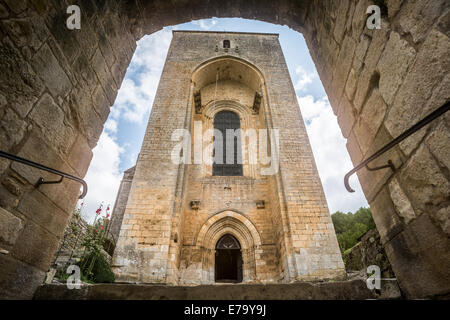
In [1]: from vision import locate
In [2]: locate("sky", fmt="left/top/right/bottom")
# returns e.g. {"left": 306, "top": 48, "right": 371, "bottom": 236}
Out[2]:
{"left": 79, "top": 18, "right": 368, "bottom": 223}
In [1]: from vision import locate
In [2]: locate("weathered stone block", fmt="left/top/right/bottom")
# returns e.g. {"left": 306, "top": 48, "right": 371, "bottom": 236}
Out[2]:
{"left": 17, "top": 189, "right": 70, "bottom": 237}
{"left": 354, "top": 88, "right": 387, "bottom": 154}
{"left": 46, "top": 10, "right": 80, "bottom": 65}
{"left": 387, "top": 0, "right": 404, "bottom": 19}
{"left": 345, "top": 130, "right": 363, "bottom": 167}
{"left": 351, "top": 0, "right": 372, "bottom": 40}
{"left": 11, "top": 130, "right": 66, "bottom": 186}
{"left": 29, "top": 92, "right": 75, "bottom": 155}
{"left": 398, "top": 144, "right": 449, "bottom": 216}
{"left": 1, "top": 176, "right": 23, "bottom": 197}
{"left": 0, "top": 253, "right": 45, "bottom": 299}
{"left": 91, "top": 48, "right": 118, "bottom": 105}
{"left": 397, "top": 0, "right": 447, "bottom": 44}
{"left": 1, "top": 14, "right": 49, "bottom": 51}
{"left": 388, "top": 178, "right": 416, "bottom": 225}
{"left": 378, "top": 31, "right": 416, "bottom": 105}
{"left": 383, "top": 212, "right": 450, "bottom": 298}
{"left": 353, "top": 33, "right": 370, "bottom": 70}
{"left": 3, "top": 0, "right": 27, "bottom": 14}
{"left": 0, "top": 207, "right": 23, "bottom": 249}
{"left": 0, "top": 107, "right": 27, "bottom": 150}
{"left": 370, "top": 186, "right": 404, "bottom": 245}
{"left": 85, "top": 104, "right": 105, "bottom": 148}
{"left": 0, "top": 37, "right": 44, "bottom": 117}
{"left": 431, "top": 206, "right": 450, "bottom": 237}
{"left": 10, "top": 219, "right": 60, "bottom": 271}
{"left": 344, "top": 67, "right": 357, "bottom": 102}
{"left": 386, "top": 29, "right": 449, "bottom": 155}
{"left": 92, "top": 85, "right": 111, "bottom": 123}
{"left": 73, "top": 19, "right": 98, "bottom": 61}
{"left": 356, "top": 125, "right": 403, "bottom": 203}
{"left": 425, "top": 120, "right": 450, "bottom": 170}
{"left": 31, "top": 43, "right": 71, "bottom": 98}
{"left": 336, "top": 95, "right": 356, "bottom": 138}
{"left": 333, "top": 0, "right": 349, "bottom": 43}
{"left": 67, "top": 134, "right": 93, "bottom": 177}
{"left": 331, "top": 35, "right": 356, "bottom": 104}
{"left": 0, "top": 3, "right": 8, "bottom": 18}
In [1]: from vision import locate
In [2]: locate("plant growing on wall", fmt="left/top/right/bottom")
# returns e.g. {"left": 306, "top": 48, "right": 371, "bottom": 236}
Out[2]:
{"left": 78, "top": 204, "right": 115, "bottom": 283}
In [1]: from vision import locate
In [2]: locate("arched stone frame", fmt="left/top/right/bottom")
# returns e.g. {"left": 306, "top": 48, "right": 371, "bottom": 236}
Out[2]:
{"left": 201, "top": 100, "right": 259, "bottom": 178}
{"left": 191, "top": 55, "right": 267, "bottom": 91}
{"left": 189, "top": 56, "right": 272, "bottom": 179}
{"left": 195, "top": 210, "right": 262, "bottom": 283}
{"left": 1, "top": 1, "right": 448, "bottom": 299}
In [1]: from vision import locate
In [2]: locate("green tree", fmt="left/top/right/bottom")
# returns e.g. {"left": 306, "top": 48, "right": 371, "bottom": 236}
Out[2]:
{"left": 331, "top": 207, "right": 376, "bottom": 253}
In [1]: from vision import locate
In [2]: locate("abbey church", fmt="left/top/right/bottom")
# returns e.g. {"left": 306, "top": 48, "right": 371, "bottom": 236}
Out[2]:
{"left": 109, "top": 31, "right": 345, "bottom": 284}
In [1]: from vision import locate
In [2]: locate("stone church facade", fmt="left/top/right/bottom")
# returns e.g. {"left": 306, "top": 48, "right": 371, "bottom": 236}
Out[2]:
{"left": 110, "top": 31, "right": 345, "bottom": 285}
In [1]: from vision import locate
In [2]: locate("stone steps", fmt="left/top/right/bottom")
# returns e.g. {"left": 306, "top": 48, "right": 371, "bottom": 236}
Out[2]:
{"left": 34, "top": 279, "right": 376, "bottom": 300}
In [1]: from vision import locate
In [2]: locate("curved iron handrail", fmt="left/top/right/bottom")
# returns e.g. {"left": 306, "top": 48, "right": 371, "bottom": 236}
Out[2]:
{"left": 345, "top": 101, "right": 450, "bottom": 192}
{"left": 0, "top": 150, "right": 88, "bottom": 199}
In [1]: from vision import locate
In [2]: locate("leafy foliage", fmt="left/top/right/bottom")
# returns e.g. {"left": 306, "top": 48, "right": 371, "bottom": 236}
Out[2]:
{"left": 78, "top": 211, "right": 114, "bottom": 283}
{"left": 53, "top": 203, "right": 115, "bottom": 284}
{"left": 79, "top": 251, "right": 115, "bottom": 283}
{"left": 331, "top": 207, "right": 376, "bottom": 253}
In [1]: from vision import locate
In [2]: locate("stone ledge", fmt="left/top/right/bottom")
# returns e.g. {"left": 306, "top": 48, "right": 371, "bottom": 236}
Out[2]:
{"left": 33, "top": 280, "right": 376, "bottom": 300}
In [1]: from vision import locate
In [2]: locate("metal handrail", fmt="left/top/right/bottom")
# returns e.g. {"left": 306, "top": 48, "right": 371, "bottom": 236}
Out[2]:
{"left": 344, "top": 101, "right": 449, "bottom": 192}
{"left": 0, "top": 150, "right": 87, "bottom": 199}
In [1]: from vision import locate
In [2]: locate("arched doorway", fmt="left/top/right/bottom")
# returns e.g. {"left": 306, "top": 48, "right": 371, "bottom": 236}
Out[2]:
{"left": 215, "top": 234, "right": 243, "bottom": 283}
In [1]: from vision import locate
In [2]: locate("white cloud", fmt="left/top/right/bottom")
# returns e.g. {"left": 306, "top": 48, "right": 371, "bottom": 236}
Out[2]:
{"left": 104, "top": 118, "right": 118, "bottom": 134}
{"left": 192, "top": 19, "right": 218, "bottom": 30}
{"left": 79, "top": 131, "right": 124, "bottom": 223}
{"left": 298, "top": 95, "right": 368, "bottom": 213}
{"left": 79, "top": 29, "right": 174, "bottom": 224}
{"left": 111, "top": 28, "right": 173, "bottom": 124}
{"left": 294, "top": 66, "right": 316, "bottom": 92}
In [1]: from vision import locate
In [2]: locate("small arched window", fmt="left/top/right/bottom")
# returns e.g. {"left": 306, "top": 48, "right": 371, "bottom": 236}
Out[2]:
{"left": 223, "top": 40, "right": 230, "bottom": 48}
{"left": 213, "top": 111, "right": 243, "bottom": 176}
{"left": 216, "top": 234, "right": 241, "bottom": 249}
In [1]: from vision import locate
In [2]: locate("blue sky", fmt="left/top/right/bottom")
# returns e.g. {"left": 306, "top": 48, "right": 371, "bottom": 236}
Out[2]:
{"left": 80, "top": 18, "right": 368, "bottom": 222}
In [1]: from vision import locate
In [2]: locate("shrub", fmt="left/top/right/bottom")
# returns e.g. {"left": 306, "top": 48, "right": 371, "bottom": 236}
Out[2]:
{"left": 79, "top": 251, "right": 115, "bottom": 283}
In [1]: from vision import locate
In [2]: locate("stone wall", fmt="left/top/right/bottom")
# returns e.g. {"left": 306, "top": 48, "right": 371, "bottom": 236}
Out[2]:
{"left": 345, "top": 228, "right": 402, "bottom": 299}
{"left": 0, "top": 0, "right": 448, "bottom": 299}
{"left": 48, "top": 211, "right": 113, "bottom": 283}
{"left": 51, "top": 210, "right": 89, "bottom": 268}
{"left": 0, "top": 0, "right": 136, "bottom": 299}
{"left": 109, "top": 166, "right": 135, "bottom": 249}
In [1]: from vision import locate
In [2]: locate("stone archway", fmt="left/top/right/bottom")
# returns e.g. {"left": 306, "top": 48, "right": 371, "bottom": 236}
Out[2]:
{"left": 194, "top": 55, "right": 267, "bottom": 178}
{"left": 0, "top": 0, "right": 448, "bottom": 298}
{"left": 193, "top": 210, "right": 261, "bottom": 283}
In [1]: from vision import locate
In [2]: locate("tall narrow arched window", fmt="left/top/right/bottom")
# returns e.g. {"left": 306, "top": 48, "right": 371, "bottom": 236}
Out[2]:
{"left": 213, "top": 111, "right": 243, "bottom": 176}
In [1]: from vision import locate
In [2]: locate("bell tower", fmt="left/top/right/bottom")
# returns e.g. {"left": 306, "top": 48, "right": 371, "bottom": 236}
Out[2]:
{"left": 111, "top": 31, "right": 345, "bottom": 284}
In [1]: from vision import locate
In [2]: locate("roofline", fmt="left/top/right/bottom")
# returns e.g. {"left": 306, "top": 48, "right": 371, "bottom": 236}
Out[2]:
{"left": 172, "top": 30, "right": 279, "bottom": 37}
